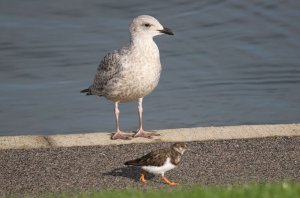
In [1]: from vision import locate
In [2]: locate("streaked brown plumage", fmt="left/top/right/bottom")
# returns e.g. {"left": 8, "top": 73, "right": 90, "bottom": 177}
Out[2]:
{"left": 80, "top": 15, "right": 174, "bottom": 140}
{"left": 124, "top": 142, "right": 187, "bottom": 186}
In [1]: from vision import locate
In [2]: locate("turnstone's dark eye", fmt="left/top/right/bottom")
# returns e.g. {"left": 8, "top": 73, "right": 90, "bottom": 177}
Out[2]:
{"left": 144, "top": 23, "right": 151, "bottom": 27}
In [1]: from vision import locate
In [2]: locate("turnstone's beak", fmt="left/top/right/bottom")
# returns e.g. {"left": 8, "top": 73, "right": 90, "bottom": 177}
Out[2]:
{"left": 159, "top": 27, "right": 174, "bottom": 35}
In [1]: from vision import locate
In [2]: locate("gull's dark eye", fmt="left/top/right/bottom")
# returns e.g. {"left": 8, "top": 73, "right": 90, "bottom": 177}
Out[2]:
{"left": 144, "top": 23, "right": 151, "bottom": 27}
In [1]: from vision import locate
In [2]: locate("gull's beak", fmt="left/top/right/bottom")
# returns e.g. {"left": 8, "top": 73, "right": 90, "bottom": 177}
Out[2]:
{"left": 159, "top": 27, "right": 174, "bottom": 35}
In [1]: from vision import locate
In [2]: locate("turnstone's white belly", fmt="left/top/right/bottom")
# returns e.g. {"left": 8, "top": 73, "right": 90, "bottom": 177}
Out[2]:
{"left": 142, "top": 157, "right": 175, "bottom": 175}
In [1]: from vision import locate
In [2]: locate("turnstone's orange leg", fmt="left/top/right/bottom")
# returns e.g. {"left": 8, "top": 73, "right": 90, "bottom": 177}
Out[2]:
{"left": 162, "top": 176, "right": 176, "bottom": 186}
{"left": 134, "top": 98, "right": 160, "bottom": 139}
{"left": 139, "top": 171, "right": 147, "bottom": 184}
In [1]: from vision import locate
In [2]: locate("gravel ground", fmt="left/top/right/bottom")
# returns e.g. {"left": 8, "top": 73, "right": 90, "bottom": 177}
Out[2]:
{"left": 0, "top": 136, "right": 299, "bottom": 197}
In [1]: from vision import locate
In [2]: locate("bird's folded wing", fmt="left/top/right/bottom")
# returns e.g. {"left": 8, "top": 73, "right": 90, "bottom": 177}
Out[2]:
{"left": 90, "top": 50, "right": 122, "bottom": 92}
{"left": 137, "top": 149, "right": 170, "bottom": 166}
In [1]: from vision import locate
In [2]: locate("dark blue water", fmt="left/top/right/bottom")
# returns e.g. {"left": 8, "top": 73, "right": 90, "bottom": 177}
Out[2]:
{"left": 1, "top": 0, "right": 300, "bottom": 135}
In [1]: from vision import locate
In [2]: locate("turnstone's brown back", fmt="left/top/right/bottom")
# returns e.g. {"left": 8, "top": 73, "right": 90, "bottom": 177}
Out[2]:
{"left": 124, "top": 142, "right": 187, "bottom": 186}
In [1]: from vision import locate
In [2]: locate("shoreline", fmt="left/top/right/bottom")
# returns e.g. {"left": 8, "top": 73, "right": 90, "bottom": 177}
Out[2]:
{"left": 1, "top": 123, "right": 299, "bottom": 150}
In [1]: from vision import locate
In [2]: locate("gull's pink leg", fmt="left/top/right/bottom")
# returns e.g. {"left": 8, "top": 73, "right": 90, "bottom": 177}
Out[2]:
{"left": 134, "top": 98, "right": 160, "bottom": 139}
{"left": 111, "top": 102, "right": 134, "bottom": 140}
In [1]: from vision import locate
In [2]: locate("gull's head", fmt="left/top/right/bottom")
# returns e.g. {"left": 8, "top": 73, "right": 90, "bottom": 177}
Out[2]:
{"left": 129, "top": 15, "right": 174, "bottom": 38}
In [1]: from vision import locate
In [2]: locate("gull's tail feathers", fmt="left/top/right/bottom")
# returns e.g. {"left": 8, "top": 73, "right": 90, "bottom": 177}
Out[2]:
{"left": 80, "top": 88, "right": 93, "bottom": 95}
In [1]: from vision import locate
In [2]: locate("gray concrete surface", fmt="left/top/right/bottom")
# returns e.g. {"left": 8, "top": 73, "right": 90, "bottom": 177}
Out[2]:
{"left": 1, "top": 124, "right": 300, "bottom": 149}
{"left": 0, "top": 136, "right": 299, "bottom": 197}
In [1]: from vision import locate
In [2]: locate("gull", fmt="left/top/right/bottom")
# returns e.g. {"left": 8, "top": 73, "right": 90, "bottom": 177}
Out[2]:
{"left": 81, "top": 15, "right": 174, "bottom": 140}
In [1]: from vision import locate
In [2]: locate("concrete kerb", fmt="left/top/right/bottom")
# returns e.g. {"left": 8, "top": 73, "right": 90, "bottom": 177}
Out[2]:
{"left": 0, "top": 123, "right": 299, "bottom": 150}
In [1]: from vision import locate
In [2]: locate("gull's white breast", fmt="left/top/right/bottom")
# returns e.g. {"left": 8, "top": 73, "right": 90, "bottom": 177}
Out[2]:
{"left": 105, "top": 40, "right": 161, "bottom": 102}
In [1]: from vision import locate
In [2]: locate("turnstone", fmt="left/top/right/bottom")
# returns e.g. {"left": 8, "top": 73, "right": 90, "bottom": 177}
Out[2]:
{"left": 124, "top": 142, "right": 187, "bottom": 186}
{"left": 80, "top": 15, "right": 174, "bottom": 140}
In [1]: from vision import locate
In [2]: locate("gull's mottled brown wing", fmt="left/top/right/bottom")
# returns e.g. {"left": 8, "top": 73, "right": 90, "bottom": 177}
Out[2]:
{"left": 89, "top": 50, "right": 122, "bottom": 96}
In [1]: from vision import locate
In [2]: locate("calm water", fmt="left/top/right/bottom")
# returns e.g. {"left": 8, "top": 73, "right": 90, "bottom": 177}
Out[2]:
{"left": 1, "top": 0, "right": 300, "bottom": 135}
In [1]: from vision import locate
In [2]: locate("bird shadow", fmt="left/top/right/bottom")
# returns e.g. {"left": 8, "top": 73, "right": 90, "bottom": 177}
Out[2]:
{"left": 103, "top": 166, "right": 154, "bottom": 182}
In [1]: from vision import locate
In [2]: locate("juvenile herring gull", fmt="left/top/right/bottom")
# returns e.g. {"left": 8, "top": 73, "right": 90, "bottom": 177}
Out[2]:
{"left": 81, "top": 15, "right": 174, "bottom": 140}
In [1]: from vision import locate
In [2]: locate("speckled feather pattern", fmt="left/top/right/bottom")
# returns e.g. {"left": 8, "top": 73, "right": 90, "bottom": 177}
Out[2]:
{"left": 89, "top": 36, "right": 161, "bottom": 103}
{"left": 124, "top": 142, "right": 187, "bottom": 167}
{"left": 81, "top": 15, "right": 174, "bottom": 139}
{"left": 124, "top": 148, "right": 183, "bottom": 167}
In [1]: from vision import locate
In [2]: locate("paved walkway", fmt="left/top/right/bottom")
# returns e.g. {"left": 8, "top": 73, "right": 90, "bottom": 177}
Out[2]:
{"left": 0, "top": 135, "right": 299, "bottom": 197}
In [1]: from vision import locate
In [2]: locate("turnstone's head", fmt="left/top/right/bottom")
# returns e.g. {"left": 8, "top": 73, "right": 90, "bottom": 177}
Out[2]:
{"left": 171, "top": 142, "right": 187, "bottom": 154}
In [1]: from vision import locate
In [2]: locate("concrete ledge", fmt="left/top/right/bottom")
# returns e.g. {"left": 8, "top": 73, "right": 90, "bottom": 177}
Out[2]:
{"left": 1, "top": 123, "right": 300, "bottom": 150}
{"left": 0, "top": 135, "right": 50, "bottom": 150}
